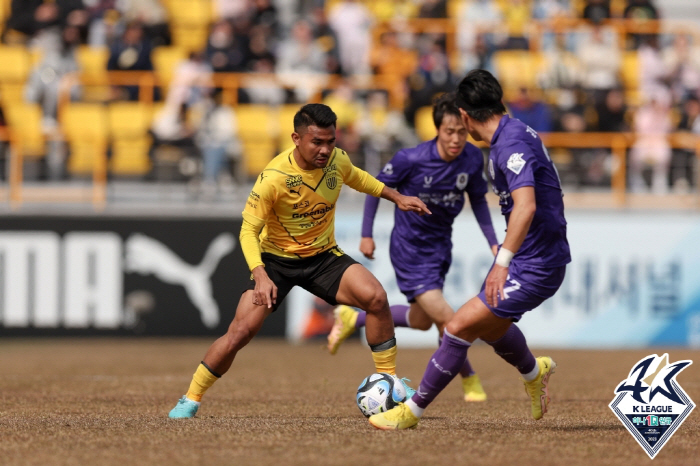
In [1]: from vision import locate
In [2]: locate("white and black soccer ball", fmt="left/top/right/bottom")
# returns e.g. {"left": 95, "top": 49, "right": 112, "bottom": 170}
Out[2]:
{"left": 356, "top": 372, "right": 407, "bottom": 417}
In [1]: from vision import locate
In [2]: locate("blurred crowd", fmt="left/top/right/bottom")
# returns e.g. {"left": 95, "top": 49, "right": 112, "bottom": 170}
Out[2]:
{"left": 0, "top": 0, "right": 698, "bottom": 195}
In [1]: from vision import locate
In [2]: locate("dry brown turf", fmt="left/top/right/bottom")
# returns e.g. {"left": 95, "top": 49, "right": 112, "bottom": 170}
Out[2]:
{"left": 0, "top": 338, "right": 698, "bottom": 466}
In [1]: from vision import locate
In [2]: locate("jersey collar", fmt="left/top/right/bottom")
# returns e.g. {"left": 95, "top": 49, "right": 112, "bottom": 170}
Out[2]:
{"left": 491, "top": 114, "right": 511, "bottom": 146}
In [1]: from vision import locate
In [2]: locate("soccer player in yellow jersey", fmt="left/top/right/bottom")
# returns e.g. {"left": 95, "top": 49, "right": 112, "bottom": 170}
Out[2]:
{"left": 169, "top": 103, "right": 431, "bottom": 418}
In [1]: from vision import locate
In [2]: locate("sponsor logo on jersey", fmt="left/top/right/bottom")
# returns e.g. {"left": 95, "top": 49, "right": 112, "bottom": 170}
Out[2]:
{"left": 292, "top": 203, "right": 335, "bottom": 220}
{"left": 507, "top": 153, "right": 526, "bottom": 175}
{"left": 423, "top": 176, "right": 433, "bottom": 188}
{"left": 285, "top": 175, "right": 303, "bottom": 188}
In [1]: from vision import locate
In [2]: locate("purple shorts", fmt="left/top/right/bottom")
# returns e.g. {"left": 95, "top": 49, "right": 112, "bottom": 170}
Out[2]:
{"left": 477, "top": 260, "right": 566, "bottom": 321}
{"left": 390, "top": 240, "right": 451, "bottom": 302}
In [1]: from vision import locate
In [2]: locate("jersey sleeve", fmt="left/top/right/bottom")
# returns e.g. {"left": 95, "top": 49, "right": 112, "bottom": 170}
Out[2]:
{"left": 336, "top": 150, "right": 385, "bottom": 197}
{"left": 376, "top": 149, "right": 412, "bottom": 188}
{"left": 242, "top": 171, "right": 278, "bottom": 223}
{"left": 496, "top": 141, "right": 540, "bottom": 191}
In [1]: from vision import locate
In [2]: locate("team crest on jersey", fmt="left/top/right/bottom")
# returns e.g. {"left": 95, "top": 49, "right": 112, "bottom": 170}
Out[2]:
{"left": 609, "top": 353, "right": 695, "bottom": 459}
{"left": 456, "top": 173, "right": 469, "bottom": 190}
{"left": 326, "top": 174, "right": 337, "bottom": 189}
{"left": 507, "top": 153, "right": 526, "bottom": 175}
{"left": 382, "top": 163, "right": 393, "bottom": 175}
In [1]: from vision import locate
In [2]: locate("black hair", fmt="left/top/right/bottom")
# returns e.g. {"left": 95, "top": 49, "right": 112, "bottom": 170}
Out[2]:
{"left": 432, "top": 92, "right": 462, "bottom": 129}
{"left": 456, "top": 69, "right": 507, "bottom": 122}
{"left": 293, "top": 103, "right": 337, "bottom": 132}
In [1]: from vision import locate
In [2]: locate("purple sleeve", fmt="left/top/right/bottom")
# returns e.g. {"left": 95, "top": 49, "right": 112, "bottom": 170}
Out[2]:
{"left": 468, "top": 193, "right": 498, "bottom": 247}
{"left": 361, "top": 194, "right": 381, "bottom": 238}
{"left": 498, "top": 142, "right": 539, "bottom": 191}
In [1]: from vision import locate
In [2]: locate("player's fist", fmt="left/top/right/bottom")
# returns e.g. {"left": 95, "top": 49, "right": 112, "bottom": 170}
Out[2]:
{"left": 360, "top": 237, "right": 376, "bottom": 259}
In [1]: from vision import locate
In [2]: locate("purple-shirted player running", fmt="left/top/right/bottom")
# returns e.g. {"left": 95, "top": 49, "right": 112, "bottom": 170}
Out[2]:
{"left": 369, "top": 69, "right": 572, "bottom": 430}
{"left": 326, "top": 93, "right": 499, "bottom": 403}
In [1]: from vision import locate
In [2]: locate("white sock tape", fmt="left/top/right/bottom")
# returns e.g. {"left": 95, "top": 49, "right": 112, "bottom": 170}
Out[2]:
{"left": 495, "top": 248, "right": 514, "bottom": 268}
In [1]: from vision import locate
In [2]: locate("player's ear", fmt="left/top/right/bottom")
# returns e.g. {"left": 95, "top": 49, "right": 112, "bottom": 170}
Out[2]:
{"left": 458, "top": 108, "right": 469, "bottom": 126}
{"left": 291, "top": 131, "right": 301, "bottom": 147}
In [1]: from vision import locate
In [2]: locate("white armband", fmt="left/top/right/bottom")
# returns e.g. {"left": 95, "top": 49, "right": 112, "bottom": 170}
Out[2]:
{"left": 495, "top": 248, "right": 514, "bottom": 268}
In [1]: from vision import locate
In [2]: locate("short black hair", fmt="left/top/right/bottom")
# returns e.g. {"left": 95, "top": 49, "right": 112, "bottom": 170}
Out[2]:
{"left": 432, "top": 92, "right": 462, "bottom": 129}
{"left": 456, "top": 69, "right": 507, "bottom": 122}
{"left": 293, "top": 103, "right": 337, "bottom": 132}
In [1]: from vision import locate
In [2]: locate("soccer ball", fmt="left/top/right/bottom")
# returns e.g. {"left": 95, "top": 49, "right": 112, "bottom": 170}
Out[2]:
{"left": 356, "top": 372, "right": 407, "bottom": 417}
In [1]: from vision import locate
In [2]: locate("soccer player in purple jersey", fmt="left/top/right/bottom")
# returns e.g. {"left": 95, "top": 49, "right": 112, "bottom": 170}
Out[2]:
{"left": 369, "top": 69, "right": 571, "bottom": 429}
{"left": 326, "top": 93, "right": 499, "bottom": 402}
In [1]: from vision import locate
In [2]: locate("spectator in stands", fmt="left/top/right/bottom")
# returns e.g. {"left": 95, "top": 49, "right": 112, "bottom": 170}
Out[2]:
{"left": 328, "top": 0, "right": 373, "bottom": 76}
{"left": 6, "top": 0, "right": 88, "bottom": 43}
{"left": 663, "top": 35, "right": 700, "bottom": 104}
{"left": 85, "top": 0, "right": 118, "bottom": 47}
{"left": 624, "top": 0, "right": 659, "bottom": 49}
{"left": 357, "top": 91, "right": 418, "bottom": 176}
{"left": 204, "top": 19, "right": 249, "bottom": 72}
{"left": 149, "top": 103, "right": 200, "bottom": 180}
{"left": 107, "top": 21, "right": 153, "bottom": 100}
{"left": 309, "top": 6, "right": 342, "bottom": 74}
{"left": 248, "top": 0, "right": 280, "bottom": 41}
{"left": 117, "top": 0, "right": 170, "bottom": 47}
{"left": 578, "top": 24, "right": 620, "bottom": 105}
{"left": 507, "top": 88, "right": 554, "bottom": 132}
{"left": 533, "top": 0, "right": 571, "bottom": 20}
{"left": 322, "top": 80, "right": 361, "bottom": 159}
{"left": 596, "top": 88, "right": 628, "bottom": 132}
{"left": 276, "top": 19, "right": 328, "bottom": 102}
{"left": 456, "top": 0, "right": 504, "bottom": 74}
{"left": 678, "top": 96, "right": 700, "bottom": 135}
{"left": 638, "top": 35, "right": 668, "bottom": 100}
{"left": 539, "top": 33, "right": 579, "bottom": 90}
{"left": 418, "top": 0, "right": 448, "bottom": 18}
{"left": 165, "top": 51, "right": 213, "bottom": 110}
{"left": 629, "top": 88, "right": 673, "bottom": 193}
{"left": 214, "top": 0, "right": 249, "bottom": 21}
{"left": 582, "top": 0, "right": 611, "bottom": 23}
{"left": 25, "top": 25, "right": 81, "bottom": 126}
{"left": 195, "top": 89, "right": 241, "bottom": 197}
{"left": 240, "top": 57, "right": 286, "bottom": 105}
{"left": 246, "top": 25, "right": 276, "bottom": 71}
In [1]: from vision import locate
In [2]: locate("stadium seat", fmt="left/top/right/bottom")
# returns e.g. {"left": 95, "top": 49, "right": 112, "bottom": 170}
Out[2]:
{"left": 152, "top": 46, "right": 187, "bottom": 89}
{"left": 277, "top": 104, "right": 300, "bottom": 151}
{"left": 77, "top": 46, "right": 109, "bottom": 84}
{"left": 166, "top": 0, "right": 213, "bottom": 26}
{"left": 108, "top": 102, "right": 153, "bottom": 176}
{"left": 171, "top": 25, "right": 209, "bottom": 53}
{"left": 5, "top": 102, "right": 45, "bottom": 157}
{"left": 415, "top": 106, "right": 436, "bottom": 141}
{"left": 621, "top": 50, "right": 640, "bottom": 93}
{"left": 0, "top": 46, "right": 31, "bottom": 83}
{"left": 493, "top": 50, "right": 546, "bottom": 93}
{"left": 234, "top": 105, "right": 279, "bottom": 177}
{"left": 60, "top": 103, "right": 109, "bottom": 175}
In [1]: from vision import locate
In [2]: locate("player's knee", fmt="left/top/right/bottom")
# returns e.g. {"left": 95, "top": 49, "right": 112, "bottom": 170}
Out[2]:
{"left": 363, "top": 287, "right": 388, "bottom": 315}
{"left": 410, "top": 313, "right": 433, "bottom": 331}
{"left": 225, "top": 323, "right": 254, "bottom": 351}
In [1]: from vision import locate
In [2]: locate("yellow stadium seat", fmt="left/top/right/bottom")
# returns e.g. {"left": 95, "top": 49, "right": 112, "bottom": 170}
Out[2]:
{"left": 0, "top": 46, "right": 31, "bottom": 83}
{"left": 622, "top": 51, "right": 640, "bottom": 93}
{"left": 152, "top": 46, "right": 187, "bottom": 88}
{"left": 5, "top": 102, "right": 45, "bottom": 157}
{"left": 493, "top": 50, "right": 546, "bottom": 92}
{"left": 77, "top": 46, "right": 109, "bottom": 84}
{"left": 171, "top": 25, "right": 209, "bottom": 53}
{"left": 234, "top": 105, "right": 279, "bottom": 177}
{"left": 108, "top": 102, "right": 153, "bottom": 176}
{"left": 166, "top": 0, "right": 212, "bottom": 26}
{"left": 415, "top": 106, "right": 436, "bottom": 141}
{"left": 61, "top": 103, "right": 109, "bottom": 175}
{"left": 277, "top": 104, "right": 300, "bottom": 151}
{"left": 1, "top": 82, "right": 26, "bottom": 104}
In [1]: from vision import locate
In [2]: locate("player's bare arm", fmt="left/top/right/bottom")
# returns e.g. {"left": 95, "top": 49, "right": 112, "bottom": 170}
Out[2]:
{"left": 380, "top": 186, "right": 432, "bottom": 216}
{"left": 485, "top": 186, "right": 536, "bottom": 307}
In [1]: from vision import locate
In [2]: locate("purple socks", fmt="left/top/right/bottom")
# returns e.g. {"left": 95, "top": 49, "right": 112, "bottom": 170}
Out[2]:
{"left": 411, "top": 330, "right": 470, "bottom": 409}
{"left": 483, "top": 324, "right": 537, "bottom": 375}
{"left": 439, "top": 336, "right": 475, "bottom": 377}
{"left": 355, "top": 304, "right": 409, "bottom": 329}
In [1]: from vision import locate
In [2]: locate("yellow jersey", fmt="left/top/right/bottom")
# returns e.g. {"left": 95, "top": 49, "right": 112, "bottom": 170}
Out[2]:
{"left": 240, "top": 146, "right": 385, "bottom": 269}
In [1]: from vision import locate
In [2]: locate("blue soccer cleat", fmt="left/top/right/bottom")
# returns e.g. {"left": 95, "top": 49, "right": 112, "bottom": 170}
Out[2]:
{"left": 399, "top": 377, "right": 416, "bottom": 399}
{"left": 168, "top": 396, "right": 200, "bottom": 419}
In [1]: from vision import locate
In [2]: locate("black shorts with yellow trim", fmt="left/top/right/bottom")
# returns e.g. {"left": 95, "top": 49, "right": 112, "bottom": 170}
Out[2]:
{"left": 244, "top": 247, "right": 359, "bottom": 312}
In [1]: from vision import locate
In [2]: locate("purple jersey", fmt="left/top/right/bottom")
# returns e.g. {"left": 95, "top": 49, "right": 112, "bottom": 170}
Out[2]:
{"left": 488, "top": 115, "right": 571, "bottom": 267}
{"left": 377, "top": 139, "right": 494, "bottom": 248}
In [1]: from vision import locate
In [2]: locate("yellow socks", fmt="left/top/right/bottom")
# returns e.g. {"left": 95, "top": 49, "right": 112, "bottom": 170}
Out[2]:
{"left": 370, "top": 337, "right": 397, "bottom": 376}
{"left": 185, "top": 362, "right": 221, "bottom": 402}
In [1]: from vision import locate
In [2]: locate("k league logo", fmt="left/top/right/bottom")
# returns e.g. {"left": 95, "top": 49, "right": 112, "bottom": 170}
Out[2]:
{"left": 609, "top": 354, "right": 695, "bottom": 459}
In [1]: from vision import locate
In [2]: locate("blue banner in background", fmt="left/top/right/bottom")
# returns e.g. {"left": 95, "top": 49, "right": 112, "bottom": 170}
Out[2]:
{"left": 288, "top": 209, "right": 700, "bottom": 348}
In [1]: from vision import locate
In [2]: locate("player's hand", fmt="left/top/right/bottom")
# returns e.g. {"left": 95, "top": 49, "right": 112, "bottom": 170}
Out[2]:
{"left": 360, "top": 237, "right": 376, "bottom": 259}
{"left": 251, "top": 266, "right": 277, "bottom": 309}
{"left": 485, "top": 264, "right": 508, "bottom": 307}
{"left": 396, "top": 195, "right": 431, "bottom": 216}
{"left": 491, "top": 245, "right": 498, "bottom": 256}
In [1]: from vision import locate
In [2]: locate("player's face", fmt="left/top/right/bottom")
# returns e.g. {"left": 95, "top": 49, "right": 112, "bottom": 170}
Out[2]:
{"left": 459, "top": 108, "right": 482, "bottom": 142}
{"left": 292, "top": 125, "right": 336, "bottom": 169}
{"left": 436, "top": 114, "right": 468, "bottom": 161}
